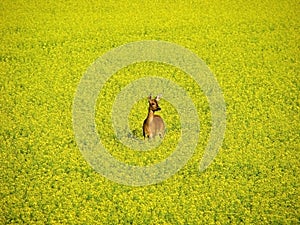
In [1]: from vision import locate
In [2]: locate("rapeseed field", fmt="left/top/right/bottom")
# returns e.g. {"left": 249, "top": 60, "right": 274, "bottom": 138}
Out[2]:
{"left": 1, "top": 0, "right": 299, "bottom": 224}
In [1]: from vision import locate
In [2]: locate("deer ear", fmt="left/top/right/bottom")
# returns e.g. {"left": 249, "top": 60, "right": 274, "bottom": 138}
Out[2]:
{"left": 148, "top": 94, "right": 152, "bottom": 101}
{"left": 156, "top": 94, "right": 162, "bottom": 101}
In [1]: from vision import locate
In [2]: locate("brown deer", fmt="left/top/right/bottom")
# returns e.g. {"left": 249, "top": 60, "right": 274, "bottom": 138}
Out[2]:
{"left": 143, "top": 94, "right": 165, "bottom": 139}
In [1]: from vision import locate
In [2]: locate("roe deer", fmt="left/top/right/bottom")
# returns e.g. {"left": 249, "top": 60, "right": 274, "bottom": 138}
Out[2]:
{"left": 143, "top": 94, "right": 165, "bottom": 139}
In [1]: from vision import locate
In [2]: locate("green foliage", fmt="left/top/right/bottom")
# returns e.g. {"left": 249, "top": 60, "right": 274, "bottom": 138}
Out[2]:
{"left": 1, "top": 0, "right": 299, "bottom": 224}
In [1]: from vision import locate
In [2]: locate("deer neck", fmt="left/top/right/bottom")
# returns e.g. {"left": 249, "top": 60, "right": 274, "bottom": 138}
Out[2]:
{"left": 146, "top": 108, "right": 155, "bottom": 123}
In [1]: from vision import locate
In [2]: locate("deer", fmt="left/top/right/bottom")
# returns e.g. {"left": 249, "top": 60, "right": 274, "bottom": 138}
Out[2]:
{"left": 143, "top": 94, "right": 165, "bottom": 139}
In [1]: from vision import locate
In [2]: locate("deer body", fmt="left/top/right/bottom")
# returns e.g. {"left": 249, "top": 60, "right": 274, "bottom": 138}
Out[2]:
{"left": 143, "top": 95, "right": 165, "bottom": 139}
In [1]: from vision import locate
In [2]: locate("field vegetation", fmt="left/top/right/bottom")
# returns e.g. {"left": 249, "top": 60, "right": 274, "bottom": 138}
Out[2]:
{"left": 1, "top": 0, "right": 299, "bottom": 224}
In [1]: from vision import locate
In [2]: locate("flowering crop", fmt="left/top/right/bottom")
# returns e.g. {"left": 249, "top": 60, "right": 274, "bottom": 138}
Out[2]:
{"left": 1, "top": 0, "right": 299, "bottom": 224}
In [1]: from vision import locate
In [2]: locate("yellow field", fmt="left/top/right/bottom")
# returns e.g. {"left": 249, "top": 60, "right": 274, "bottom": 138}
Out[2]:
{"left": 1, "top": 0, "right": 299, "bottom": 224}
